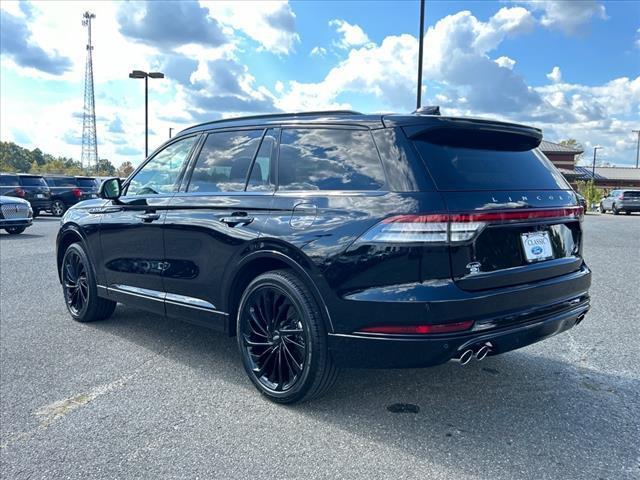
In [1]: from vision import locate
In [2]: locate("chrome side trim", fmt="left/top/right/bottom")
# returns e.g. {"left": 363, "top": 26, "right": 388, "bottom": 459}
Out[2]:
{"left": 105, "top": 284, "right": 228, "bottom": 315}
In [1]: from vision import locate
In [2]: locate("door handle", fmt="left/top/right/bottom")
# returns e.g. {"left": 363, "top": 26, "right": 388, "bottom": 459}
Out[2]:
{"left": 220, "top": 215, "right": 254, "bottom": 227}
{"left": 137, "top": 212, "right": 161, "bottom": 222}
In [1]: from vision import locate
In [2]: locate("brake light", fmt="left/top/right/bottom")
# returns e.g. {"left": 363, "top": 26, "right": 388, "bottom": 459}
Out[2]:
{"left": 14, "top": 187, "right": 25, "bottom": 197}
{"left": 358, "top": 320, "right": 474, "bottom": 335}
{"left": 355, "top": 207, "right": 583, "bottom": 244}
{"left": 619, "top": 193, "right": 624, "bottom": 200}
{"left": 72, "top": 188, "right": 82, "bottom": 199}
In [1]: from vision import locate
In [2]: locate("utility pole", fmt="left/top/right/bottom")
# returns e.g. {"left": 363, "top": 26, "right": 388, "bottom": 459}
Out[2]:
{"left": 81, "top": 12, "right": 98, "bottom": 174}
{"left": 416, "top": 0, "right": 425, "bottom": 110}
{"left": 592, "top": 146, "right": 602, "bottom": 178}
{"left": 633, "top": 130, "right": 639, "bottom": 168}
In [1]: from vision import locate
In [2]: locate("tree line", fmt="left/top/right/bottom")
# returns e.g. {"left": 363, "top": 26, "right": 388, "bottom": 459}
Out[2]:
{"left": 0, "top": 141, "right": 134, "bottom": 178}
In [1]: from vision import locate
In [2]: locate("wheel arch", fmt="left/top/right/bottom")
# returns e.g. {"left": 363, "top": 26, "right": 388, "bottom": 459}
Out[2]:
{"left": 56, "top": 225, "right": 86, "bottom": 282}
{"left": 224, "top": 250, "right": 334, "bottom": 337}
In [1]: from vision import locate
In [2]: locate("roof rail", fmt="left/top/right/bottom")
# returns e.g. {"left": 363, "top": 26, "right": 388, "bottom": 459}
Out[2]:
{"left": 181, "top": 110, "right": 364, "bottom": 133}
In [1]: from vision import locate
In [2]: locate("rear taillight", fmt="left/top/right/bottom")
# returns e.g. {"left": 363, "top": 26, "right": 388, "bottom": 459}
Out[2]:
{"left": 14, "top": 187, "right": 25, "bottom": 197}
{"left": 620, "top": 193, "right": 624, "bottom": 200}
{"left": 72, "top": 188, "right": 82, "bottom": 199}
{"left": 358, "top": 320, "right": 474, "bottom": 335}
{"left": 355, "top": 207, "right": 583, "bottom": 245}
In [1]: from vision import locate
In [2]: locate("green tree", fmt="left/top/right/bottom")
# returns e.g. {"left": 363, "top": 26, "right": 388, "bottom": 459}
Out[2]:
{"left": 96, "top": 158, "right": 116, "bottom": 176}
{"left": 559, "top": 139, "right": 584, "bottom": 165}
{"left": 116, "top": 161, "right": 134, "bottom": 178}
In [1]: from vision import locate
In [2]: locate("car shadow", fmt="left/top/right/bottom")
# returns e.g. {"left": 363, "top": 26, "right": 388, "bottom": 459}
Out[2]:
{"left": 90, "top": 305, "right": 638, "bottom": 479}
{"left": 0, "top": 232, "right": 42, "bottom": 238}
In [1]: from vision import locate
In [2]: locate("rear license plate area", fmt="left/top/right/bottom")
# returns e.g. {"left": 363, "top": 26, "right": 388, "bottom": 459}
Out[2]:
{"left": 520, "top": 231, "right": 554, "bottom": 263}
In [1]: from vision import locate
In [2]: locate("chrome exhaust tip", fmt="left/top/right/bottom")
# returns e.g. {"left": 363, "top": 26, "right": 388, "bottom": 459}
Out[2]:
{"left": 475, "top": 345, "right": 491, "bottom": 361}
{"left": 454, "top": 349, "right": 474, "bottom": 366}
{"left": 575, "top": 313, "right": 586, "bottom": 325}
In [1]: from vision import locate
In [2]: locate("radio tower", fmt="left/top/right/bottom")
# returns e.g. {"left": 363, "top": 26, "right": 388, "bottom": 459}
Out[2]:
{"left": 81, "top": 11, "right": 98, "bottom": 173}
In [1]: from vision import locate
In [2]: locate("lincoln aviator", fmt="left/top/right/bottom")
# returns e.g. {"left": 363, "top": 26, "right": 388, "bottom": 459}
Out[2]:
{"left": 56, "top": 111, "right": 591, "bottom": 403}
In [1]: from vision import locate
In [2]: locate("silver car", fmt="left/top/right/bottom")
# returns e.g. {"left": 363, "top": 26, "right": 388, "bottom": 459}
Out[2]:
{"left": 0, "top": 195, "right": 33, "bottom": 234}
{"left": 599, "top": 189, "right": 640, "bottom": 215}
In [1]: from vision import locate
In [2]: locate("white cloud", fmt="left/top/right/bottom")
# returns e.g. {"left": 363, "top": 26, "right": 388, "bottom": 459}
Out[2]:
{"left": 205, "top": 1, "right": 300, "bottom": 55}
{"left": 546, "top": 66, "right": 562, "bottom": 83}
{"left": 523, "top": 0, "right": 607, "bottom": 35}
{"left": 495, "top": 56, "right": 516, "bottom": 70}
{"left": 310, "top": 46, "right": 327, "bottom": 57}
{"left": 329, "top": 19, "right": 371, "bottom": 49}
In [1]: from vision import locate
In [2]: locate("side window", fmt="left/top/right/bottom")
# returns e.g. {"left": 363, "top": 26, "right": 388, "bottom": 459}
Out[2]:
{"left": 278, "top": 128, "right": 385, "bottom": 191}
{"left": 127, "top": 136, "right": 197, "bottom": 196}
{"left": 1, "top": 175, "right": 19, "bottom": 187}
{"left": 247, "top": 128, "right": 278, "bottom": 192}
{"left": 188, "top": 130, "right": 263, "bottom": 193}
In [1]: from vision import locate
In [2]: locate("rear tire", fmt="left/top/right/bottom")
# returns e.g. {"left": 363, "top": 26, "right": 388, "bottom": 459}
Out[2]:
{"left": 5, "top": 227, "right": 26, "bottom": 235}
{"left": 236, "top": 270, "right": 338, "bottom": 404}
{"left": 51, "top": 200, "right": 66, "bottom": 217}
{"left": 625, "top": 211, "right": 631, "bottom": 215}
{"left": 32, "top": 208, "right": 40, "bottom": 218}
{"left": 61, "top": 243, "right": 116, "bottom": 322}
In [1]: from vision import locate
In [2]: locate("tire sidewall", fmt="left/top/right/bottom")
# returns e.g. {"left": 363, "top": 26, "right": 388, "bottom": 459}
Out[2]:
{"left": 52, "top": 200, "right": 66, "bottom": 217}
{"left": 62, "top": 243, "right": 98, "bottom": 321}
{"left": 236, "top": 273, "right": 323, "bottom": 402}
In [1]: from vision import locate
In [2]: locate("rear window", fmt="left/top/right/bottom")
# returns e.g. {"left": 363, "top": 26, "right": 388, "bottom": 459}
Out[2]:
{"left": 412, "top": 140, "right": 569, "bottom": 191}
{"left": 46, "top": 177, "right": 75, "bottom": 187}
{"left": 623, "top": 191, "right": 640, "bottom": 198}
{"left": 19, "top": 176, "right": 47, "bottom": 187}
{"left": 278, "top": 128, "right": 385, "bottom": 191}
{"left": 0, "top": 175, "right": 19, "bottom": 186}
{"left": 77, "top": 178, "right": 97, "bottom": 188}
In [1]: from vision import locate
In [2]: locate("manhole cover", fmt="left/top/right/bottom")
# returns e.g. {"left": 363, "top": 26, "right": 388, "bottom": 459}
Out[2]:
{"left": 386, "top": 403, "right": 420, "bottom": 413}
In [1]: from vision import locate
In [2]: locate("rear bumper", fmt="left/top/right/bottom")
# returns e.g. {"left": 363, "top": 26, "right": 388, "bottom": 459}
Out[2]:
{"left": 328, "top": 264, "right": 591, "bottom": 368}
{"left": 619, "top": 203, "right": 640, "bottom": 212}
{"left": 28, "top": 199, "right": 52, "bottom": 210}
{"left": 329, "top": 302, "right": 589, "bottom": 368}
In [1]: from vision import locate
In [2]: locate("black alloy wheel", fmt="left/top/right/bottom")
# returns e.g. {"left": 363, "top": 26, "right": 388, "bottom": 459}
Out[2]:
{"left": 51, "top": 200, "right": 66, "bottom": 217}
{"left": 61, "top": 243, "right": 116, "bottom": 322}
{"left": 237, "top": 270, "right": 337, "bottom": 403}
{"left": 63, "top": 247, "right": 90, "bottom": 316}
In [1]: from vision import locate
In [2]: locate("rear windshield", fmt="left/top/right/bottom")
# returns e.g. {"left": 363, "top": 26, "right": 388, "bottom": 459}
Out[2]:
{"left": 77, "top": 178, "right": 97, "bottom": 188}
{"left": 623, "top": 191, "right": 640, "bottom": 198}
{"left": 412, "top": 140, "right": 569, "bottom": 191}
{"left": 46, "top": 177, "right": 75, "bottom": 187}
{"left": 19, "top": 176, "right": 47, "bottom": 187}
{"left": 0, "top": 175, "right": 19, "bottom": 186}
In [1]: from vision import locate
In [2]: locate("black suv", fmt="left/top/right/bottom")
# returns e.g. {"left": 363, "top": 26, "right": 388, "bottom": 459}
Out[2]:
{"left": 56, "top": 111, "right": 591, "bottom": 403}
{"left": 0, "top": 173, "right": 52, "bottom": 216}
{"left": 44, "top": 176, "right": 99, "bottom": 216}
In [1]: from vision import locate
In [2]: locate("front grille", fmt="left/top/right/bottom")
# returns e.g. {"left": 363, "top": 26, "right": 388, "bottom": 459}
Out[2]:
{"left": 1, "top": 203, "right": 30, "bottom": 219}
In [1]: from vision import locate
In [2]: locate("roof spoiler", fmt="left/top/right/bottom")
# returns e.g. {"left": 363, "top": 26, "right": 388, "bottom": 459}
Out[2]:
{"left": 404, "top": 118, "right": 543, "bottom": 151}
{"left": 413, "top": 106, "right": 440, "bottom": 116}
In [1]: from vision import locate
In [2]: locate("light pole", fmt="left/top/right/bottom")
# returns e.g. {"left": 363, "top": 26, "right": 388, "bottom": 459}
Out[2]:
{"left": 416, "top": 0, "right": 425, "bottom": 110}
{"left": 592, "top": 146, "right": 602, "bottom": 178}
{"left": 129, "top": 70, "right": 164, "bottom": 157}
{"left": 633, "top": 130, "right": 639, "bottom": 168}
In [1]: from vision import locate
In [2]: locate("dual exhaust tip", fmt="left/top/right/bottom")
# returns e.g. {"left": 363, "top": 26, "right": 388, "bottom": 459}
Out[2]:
{"left": 454, "top": 343, "right": 492, "bottom": 365}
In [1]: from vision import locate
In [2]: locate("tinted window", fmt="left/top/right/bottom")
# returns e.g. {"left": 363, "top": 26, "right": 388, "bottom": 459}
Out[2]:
{"left": 46, "top": 177, "right": 75, "bottom": 187}
{"left": 188, "top": 130, "right": 263, "bottom": 193}
{"left": 247, "top": 128, "right": 278, "bottom": 192}
{"left": 77, "top": 178, "right": 97, "bottom": 188}
{"left": 278, "top": 128, "right": 385, "bottom": 191}
{"left": 623, "top": 191, "right": 640, "bottom": 198}
{"left": 0, "top": 175, "right": 20, "bottom": 187}
{"left": 19, "top": 176, "right": 47, "bottom": 187}
{"left": 412, "top": 140, "right": 569, "bottom": 191}
{"left": 127, "top": 136, "right": 197, "bottom": 196}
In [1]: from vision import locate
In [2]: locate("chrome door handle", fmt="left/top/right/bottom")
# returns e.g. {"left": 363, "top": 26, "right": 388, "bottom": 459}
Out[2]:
{"left": 220, "top": 216, "right": 254, "bottom": 227}
{"left": 137, "top": 212, "right": 161, "bottom": 222}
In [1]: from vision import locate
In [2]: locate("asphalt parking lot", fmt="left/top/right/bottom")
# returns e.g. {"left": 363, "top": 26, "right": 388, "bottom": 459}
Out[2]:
{"left": 1, "top": 214, "right": 638, "bottom": 479}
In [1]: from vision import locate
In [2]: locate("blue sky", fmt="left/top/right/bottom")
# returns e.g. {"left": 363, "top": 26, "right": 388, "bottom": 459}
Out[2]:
{"left": 0, "top": 0, "right": 638, "bottom": 167}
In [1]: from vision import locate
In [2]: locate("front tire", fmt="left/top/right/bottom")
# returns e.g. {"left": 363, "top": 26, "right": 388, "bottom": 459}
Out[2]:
{"left": 51, "top": 200, "right": 66, "bottom": 217}
{"left": 612, "top": 204, "right": 620, "bottom": 215}
{"left": 598, "top": 203, "right": 606, "bottom": 214}
{"left": 5, "top": 226, "right": 26, "bottom": 235}
{"left": 61, "top": 243, "right": 116, "bottom": 322}
{"left": 237, "top": 270, "right": 337, "bottom": 404}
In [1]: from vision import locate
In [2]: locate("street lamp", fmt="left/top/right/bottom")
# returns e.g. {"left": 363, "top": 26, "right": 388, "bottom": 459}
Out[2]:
{"left": 129, "top": 70, "right": 164, "bottom": 157}
{"left": 592, "top": 146, "right": 602, "bottom": 178}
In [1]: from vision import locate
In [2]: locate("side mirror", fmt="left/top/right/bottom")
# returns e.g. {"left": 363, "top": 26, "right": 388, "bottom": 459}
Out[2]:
{"left": 99, "top": 177, "right": 123, "bottom": 200}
